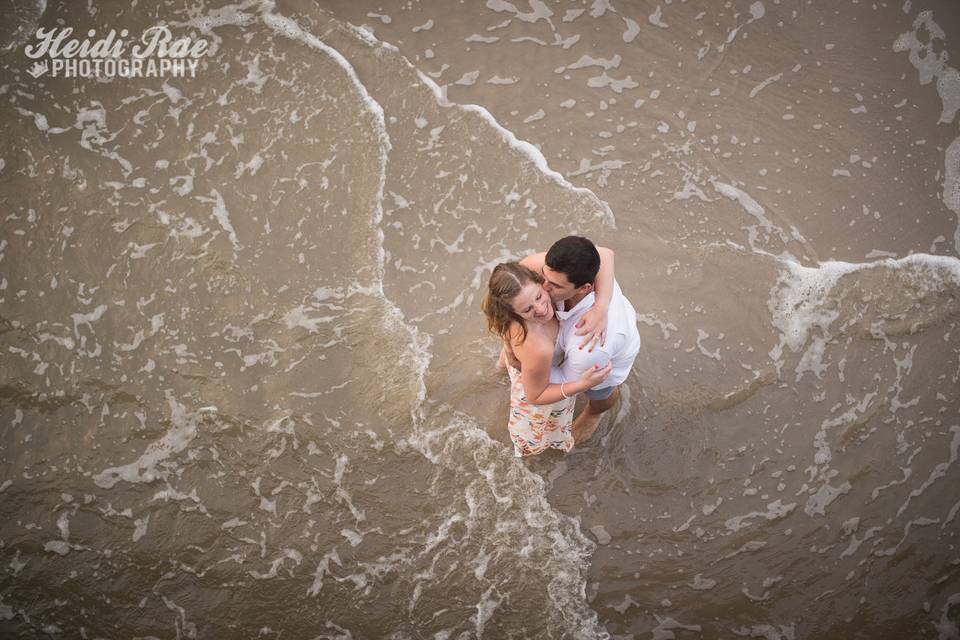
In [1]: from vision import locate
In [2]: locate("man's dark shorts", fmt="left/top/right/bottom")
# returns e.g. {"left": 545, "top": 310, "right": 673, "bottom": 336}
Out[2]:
{"left": 584, "top": 385, "right": 615, "bottom": 401}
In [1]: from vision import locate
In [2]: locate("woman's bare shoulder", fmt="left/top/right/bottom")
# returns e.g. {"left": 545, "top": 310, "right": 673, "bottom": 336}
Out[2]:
{"left": 511, "top": 323, "right": 553, "bottom": 359}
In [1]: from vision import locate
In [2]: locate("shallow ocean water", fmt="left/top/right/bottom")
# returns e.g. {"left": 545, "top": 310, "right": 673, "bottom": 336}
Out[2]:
{"left": 0, "top": 0, "right": 959, "bottom": 638}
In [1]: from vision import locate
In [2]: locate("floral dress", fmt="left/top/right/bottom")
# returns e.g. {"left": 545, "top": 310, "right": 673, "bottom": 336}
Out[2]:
{"left": 506, "top": 365, "right": 575, "bottom": 457}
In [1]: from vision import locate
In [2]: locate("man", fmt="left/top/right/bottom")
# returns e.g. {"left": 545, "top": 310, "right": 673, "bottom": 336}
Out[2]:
{"left": 512, "top": 236, "right": 641, "bottom": 443}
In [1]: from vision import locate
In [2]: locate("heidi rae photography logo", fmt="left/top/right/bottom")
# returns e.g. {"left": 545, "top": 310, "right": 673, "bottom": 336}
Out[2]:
{"left": 25, "top": 25, "right": 210, "bottom": 79}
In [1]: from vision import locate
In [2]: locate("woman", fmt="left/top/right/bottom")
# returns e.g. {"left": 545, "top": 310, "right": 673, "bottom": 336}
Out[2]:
{"left": 481, "top": 262, "right": 612, "bottom": 457}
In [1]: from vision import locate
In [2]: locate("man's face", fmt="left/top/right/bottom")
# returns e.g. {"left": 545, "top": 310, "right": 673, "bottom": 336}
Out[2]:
{"left": 541, "top": 264, "right": 589, "bottom": 303}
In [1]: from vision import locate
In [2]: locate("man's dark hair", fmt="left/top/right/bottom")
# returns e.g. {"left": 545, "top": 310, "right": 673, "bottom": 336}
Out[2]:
{"left": 545, "top": 236, "right": 600, "bottom": 288}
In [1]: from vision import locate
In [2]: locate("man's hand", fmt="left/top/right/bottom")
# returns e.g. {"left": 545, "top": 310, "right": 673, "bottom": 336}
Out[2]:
{"left": 575, "top": 306, "right": 608, "bottom": 351}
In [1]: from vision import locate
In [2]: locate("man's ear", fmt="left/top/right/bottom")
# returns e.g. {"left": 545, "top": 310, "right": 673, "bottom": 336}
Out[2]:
{"left": 578, "top": 282, "right": 595, "bottom": 294}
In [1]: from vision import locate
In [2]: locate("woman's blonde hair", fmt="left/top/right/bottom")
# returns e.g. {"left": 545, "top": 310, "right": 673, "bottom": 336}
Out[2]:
{"left": 480, "top": 262, "right": 544, "bottom": 344}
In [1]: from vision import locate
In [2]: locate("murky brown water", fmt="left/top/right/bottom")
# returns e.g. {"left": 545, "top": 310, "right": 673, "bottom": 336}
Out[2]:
{"left": 1, "top": 0, "right": 959, "bottom": 638}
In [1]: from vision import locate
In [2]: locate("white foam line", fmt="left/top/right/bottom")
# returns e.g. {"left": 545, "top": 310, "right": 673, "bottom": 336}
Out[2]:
{"left": 790, "top": 252, "right": 960, "bottom": 283}
{"left": 768, "top": 252, "right": 960, "bottom": 364}
{"left": 258, "top": 11, "right": 388, "bottom": 148}
{"left": 256, "top": 5, "right": 435, "bottom": 422}
{"left": 186, "top": 8, "right": 426, "bottom": 413}
{"left": 414, "top": 69, "right": 615, "bottom": 226}
{"left": 258, "top": 4, "right": 393, "bottom": 289}
{"left": 764, "top": 248, "right": 960, "bottom": 386}
{"left": 332, "top": 15, "right": 614, "bottom": 225}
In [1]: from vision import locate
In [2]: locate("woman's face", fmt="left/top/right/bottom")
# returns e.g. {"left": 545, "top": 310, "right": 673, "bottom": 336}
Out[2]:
{"left": 511, "top": 282, "right": 553, "bottom": 322}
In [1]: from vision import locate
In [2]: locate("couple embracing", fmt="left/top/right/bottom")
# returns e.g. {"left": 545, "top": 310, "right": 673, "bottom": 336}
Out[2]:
{"left": 482, "top": 236, "right": 641, "bottom": 457}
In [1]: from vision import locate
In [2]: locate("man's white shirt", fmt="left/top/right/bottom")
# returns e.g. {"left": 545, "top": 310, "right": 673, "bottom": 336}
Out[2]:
{"left": 549, "top": 280, "right": 641, "bottom": 390}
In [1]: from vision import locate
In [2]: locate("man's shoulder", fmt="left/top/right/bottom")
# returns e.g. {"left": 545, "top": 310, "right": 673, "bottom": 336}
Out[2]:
{"left": 610, "top": 280, "right": 637, "bottom": 316}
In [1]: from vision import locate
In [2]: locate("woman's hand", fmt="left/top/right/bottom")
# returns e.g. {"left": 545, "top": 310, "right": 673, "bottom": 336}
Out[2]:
{"left": 575, "top": 306, "right": 608, "bottom": 351}
{"left": 578, "top": 361, "right": 613, "bottom": 389}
